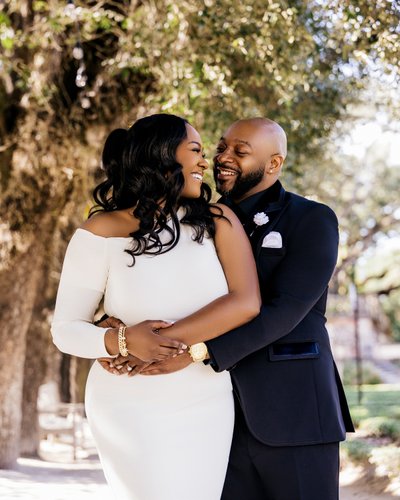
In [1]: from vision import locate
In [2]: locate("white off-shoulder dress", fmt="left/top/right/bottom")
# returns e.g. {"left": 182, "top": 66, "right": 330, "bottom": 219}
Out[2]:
{"left": 51, "top": 221, "right": 234, "bottom": 500}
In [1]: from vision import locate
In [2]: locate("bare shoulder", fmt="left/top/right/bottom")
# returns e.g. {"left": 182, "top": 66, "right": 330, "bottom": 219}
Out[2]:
{"left": 81, "top": 211, "right": 138, "bottom": 238}
{"left": 210, "top": 203, "right": 241, "bottom": 226}
{"left": 210, "top": 203, "right": 252, "bottom": 253}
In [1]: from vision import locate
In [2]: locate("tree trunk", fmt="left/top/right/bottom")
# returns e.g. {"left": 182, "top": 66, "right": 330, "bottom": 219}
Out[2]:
{"left": 0, "top": 237, "right": 45, "bottom": 468}
{"left": 19, "top": 246, "right": 55, "bottom": 457}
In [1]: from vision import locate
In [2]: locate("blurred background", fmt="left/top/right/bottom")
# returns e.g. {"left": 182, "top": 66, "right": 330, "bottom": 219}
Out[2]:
{"left": 0, "top": 0, "right": 399, "bottom": 498}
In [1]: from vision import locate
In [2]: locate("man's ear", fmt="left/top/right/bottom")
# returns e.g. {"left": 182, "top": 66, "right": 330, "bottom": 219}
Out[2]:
{"left": 268, "top": 154, "right": 285, "bottom": 174}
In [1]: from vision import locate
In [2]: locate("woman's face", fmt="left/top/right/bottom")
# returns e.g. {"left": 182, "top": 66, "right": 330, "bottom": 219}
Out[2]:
{"left": 176, "top": 124, "right": 208, "bottom": 198}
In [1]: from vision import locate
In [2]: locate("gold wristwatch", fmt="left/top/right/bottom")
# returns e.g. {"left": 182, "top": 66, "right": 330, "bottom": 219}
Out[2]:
{"left": 188, "top": 342, "right": 209, "bottom": 362}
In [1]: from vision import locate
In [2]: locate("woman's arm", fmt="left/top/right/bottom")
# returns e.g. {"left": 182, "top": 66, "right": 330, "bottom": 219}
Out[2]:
{"left": 157, "top": 204, "right": 261, "bottom": 345}
{"left": 51, "top": 229, "right": 114, "bottom": 359}
{"left": 51, "top": 226, "right": 184, "bottom": 361}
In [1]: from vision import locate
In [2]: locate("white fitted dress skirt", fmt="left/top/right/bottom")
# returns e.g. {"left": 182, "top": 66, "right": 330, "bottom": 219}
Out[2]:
{"left": 51, "top": 222, "right": 234, "bottom": 500}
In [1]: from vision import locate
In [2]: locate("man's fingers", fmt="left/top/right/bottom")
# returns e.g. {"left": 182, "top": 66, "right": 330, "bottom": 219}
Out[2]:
{"left": 140, "top": 362, "right": 161, "bottom": 373}
{"left": 141, "top": 368, "right": 162, "bottom": 376}
{"left": 157, "top": 346, "right": 181, "bottom": 357}
{"left": 158, "top": 336, "right": 187, "bottom": 351}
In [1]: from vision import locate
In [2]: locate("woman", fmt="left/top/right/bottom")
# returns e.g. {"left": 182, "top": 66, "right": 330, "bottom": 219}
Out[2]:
{"left": 51, "top": 113, "right": 260, "bottom": 500}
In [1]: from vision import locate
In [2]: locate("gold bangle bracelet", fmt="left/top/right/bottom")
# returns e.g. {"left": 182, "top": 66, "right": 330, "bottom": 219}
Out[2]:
{"left": 118, "top": 325, "right": 129, "bottom": 357}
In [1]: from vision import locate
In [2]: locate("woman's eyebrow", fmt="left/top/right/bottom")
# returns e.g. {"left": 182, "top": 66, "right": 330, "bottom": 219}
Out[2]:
{"left": 188, "top": 141, "right": 202, "bottom": 147}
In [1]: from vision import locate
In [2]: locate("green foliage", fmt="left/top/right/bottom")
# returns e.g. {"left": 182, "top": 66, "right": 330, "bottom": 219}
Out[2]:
{"left": 381, "top": 289, "right": 400, "bottom": 342}
{"left": 359, "top": 416, "right": 400, "bottom": 440}
{"left": 342, "top": 384, "right": 400, "bottom": 484}
{"left": 1, "top": 0, "right": 398, "bottom": 166}
{"left": 330, "top": 0, "right": 400, "bottom": 72}
{"left": 0, "top": 12, "right": 11, "bottom": 26}
{"left": 341, "top": 439, "right": 372, "bottom": 463}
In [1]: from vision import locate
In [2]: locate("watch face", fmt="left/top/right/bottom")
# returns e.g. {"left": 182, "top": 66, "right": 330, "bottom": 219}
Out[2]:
{"left": 194, "top": 345, "right": 204, "bottom": 356}
{"left": 191, "top": 343, "right": 207, "bottom": 360}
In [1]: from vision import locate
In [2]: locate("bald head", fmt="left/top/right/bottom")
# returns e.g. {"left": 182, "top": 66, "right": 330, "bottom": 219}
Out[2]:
{"left": 232, "top": 118, "right": 287, "bottom": 158}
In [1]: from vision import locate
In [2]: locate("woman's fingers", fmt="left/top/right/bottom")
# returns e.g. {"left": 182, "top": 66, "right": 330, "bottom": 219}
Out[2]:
{"left": 114, "top": 354, "right": 129, "bottom": 365}
{"left": 116, "top": 363, "right": 131, "bottom": 374}
{"left": 97, "top": 353, "right": 153, "bottom": 376}
{"left": 127, "top": 363, "right": 150, "bottom": 377}
{"left": 97, "top": 358, "right": 121, "bottom": 375}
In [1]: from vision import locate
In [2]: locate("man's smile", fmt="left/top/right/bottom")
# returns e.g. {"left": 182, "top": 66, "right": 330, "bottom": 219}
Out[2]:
{"left": 216, "top": 165, "right": 239, "bottom": 180}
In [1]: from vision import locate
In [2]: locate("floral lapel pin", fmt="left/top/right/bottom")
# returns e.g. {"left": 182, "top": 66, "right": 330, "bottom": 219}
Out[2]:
{"left": 253, "top": 212, "right": 269, "bottom": 226}
{"left": 250, "top": 212, "right": 269, "bottom": 237}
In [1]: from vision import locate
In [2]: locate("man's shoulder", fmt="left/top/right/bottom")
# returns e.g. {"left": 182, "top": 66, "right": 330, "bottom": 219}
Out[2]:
{"left": 286, "top": 191, "right": 337, "bottom": 219}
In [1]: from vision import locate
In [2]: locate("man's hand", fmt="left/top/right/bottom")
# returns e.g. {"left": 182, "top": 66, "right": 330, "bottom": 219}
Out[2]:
{"left": 140, "top": 352, "right": 192, "bottom": 375}
{"left": 98, "top": 354, "right": 151, "bottom": 377}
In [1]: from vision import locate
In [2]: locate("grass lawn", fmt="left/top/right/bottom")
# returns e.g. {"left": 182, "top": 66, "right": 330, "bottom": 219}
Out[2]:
{"left": 344, "top": 384, "right": 400, "bottom": 425}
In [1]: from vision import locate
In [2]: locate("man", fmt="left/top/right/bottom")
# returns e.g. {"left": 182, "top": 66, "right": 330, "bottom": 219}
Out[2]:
{"left": 100, "top": 118, "right": 354, "bottom": 499}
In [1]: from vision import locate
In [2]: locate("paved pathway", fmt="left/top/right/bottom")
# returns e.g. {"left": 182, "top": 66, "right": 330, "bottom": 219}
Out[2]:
{"left": 0, "top": 457, "right": 108, "bottom": 499}
{"left": 0, "top": 454, "right": 398, "bottom": 499}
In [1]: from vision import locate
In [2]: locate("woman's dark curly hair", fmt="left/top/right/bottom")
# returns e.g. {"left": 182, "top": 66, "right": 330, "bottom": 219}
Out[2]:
{"left": 89, "top": 113, "right": 225, "bottom": 265}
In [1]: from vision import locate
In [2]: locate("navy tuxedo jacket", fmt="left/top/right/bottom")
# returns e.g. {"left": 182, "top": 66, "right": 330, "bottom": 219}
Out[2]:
{"left": 206, "top": 184, "right": 354, "bottom": 446}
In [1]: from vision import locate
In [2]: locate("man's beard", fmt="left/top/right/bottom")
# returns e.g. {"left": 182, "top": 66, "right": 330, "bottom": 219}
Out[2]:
{"left": 215, "top": 164, "right": 265, "bottom": 200}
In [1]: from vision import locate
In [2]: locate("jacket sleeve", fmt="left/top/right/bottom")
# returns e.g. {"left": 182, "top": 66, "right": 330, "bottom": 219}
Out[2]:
{"left": 206, "top": 203, "right": 339, "bottom": 372}
{"left": 51, "top": 229, "right": 111, "bottom": 359}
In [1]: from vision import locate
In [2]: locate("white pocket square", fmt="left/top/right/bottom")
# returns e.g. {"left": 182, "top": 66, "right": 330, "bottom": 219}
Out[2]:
{"left": 262, "top": 231, "right": 282, "bottom": 248}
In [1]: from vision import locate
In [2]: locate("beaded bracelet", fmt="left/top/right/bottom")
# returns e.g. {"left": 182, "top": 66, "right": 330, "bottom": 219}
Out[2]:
{"left": 118, "top": 325, "right": 129, "bottom": 357}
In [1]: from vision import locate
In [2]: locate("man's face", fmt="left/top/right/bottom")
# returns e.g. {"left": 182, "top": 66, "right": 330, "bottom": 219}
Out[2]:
{"left": 213, "top": 122, "right": 273, "bottom": 201}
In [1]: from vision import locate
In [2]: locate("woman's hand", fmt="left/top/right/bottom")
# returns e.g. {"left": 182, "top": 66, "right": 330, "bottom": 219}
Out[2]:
{"left": 98, "top": 354, "right": 151, "bottom": 377}
{"left": 140, "top": 352, "right": 193, "bottom": 375}
{"left": 125, "top": 320, "right": 187, "bottom": 362}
